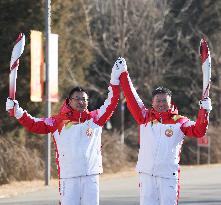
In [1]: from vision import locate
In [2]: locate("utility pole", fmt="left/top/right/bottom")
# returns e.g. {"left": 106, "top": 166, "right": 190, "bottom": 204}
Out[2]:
{"left": 45, "top": 0, "right": 51, "bottom": 186}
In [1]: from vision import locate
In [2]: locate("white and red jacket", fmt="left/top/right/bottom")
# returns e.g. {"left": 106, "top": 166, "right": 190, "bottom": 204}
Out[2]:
{"left": 18, "top": 85, "right": 119, "bottom": 179}
{"left": 120, "top": 71, "right": 208, "bottom": 179}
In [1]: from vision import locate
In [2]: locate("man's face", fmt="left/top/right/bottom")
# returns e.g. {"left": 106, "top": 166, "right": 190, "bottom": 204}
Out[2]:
{"left": 69, "top": 91, "right": 88, "bottom": 112}
{"left": 152, "top": 93, "right": 171, "bottom": 112}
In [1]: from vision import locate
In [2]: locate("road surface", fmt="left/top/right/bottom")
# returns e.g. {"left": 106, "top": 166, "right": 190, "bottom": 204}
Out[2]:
{"left": 0, "top": 164, "right": 220, "bottom": 205}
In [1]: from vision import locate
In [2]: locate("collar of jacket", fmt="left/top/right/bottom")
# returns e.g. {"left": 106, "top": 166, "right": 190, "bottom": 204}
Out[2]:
{"left": 55, "top": 98, "right": 91, "bottom": 123}
{"left": 148, "top": 106, "right": 178, "bottom": 123}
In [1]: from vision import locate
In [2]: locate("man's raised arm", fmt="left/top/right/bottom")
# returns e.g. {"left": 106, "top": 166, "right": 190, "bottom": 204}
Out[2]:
{"left": 92, "top": 57, "right": 125, "bottom": 126}
{"left": 119, "top": 59, "right": 147, "bottom": 124}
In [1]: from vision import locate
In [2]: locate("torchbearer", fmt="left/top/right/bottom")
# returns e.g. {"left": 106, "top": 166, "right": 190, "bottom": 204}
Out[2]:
{"left": 9, "top": 33, "right": 25, "bottom": 116}
{"left": 111, "top": 52, "right": 212, "bottom": 205}
{"left": 6, "top": 57, "right": 125, "bottom": 205}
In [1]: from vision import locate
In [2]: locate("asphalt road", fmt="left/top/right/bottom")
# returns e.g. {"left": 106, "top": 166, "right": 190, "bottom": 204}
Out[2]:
{"left": 0, "top": 164, "right": 220, "bottom": 205}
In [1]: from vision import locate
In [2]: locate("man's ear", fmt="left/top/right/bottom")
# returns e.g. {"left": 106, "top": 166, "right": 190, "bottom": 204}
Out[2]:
{"left": 151, "top": 98, "right": 154, "bottom": 105}
{"left": 170, "top": 104, "right": 174, "bottom": 110}
{"left": 170, "top": 101, "right": 177, "bottom": 111}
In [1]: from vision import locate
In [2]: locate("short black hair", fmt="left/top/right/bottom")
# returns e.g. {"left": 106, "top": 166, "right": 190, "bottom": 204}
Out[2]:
{"left": 68, "top": 86, "right": 88, "bottom": 99}
{"left": 152, "top": 86, "right": 172, "bottom": 97}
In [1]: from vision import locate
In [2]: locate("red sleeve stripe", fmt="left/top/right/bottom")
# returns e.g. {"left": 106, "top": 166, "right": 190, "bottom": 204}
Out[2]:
{"left": 18, "top": 112, "right": 52, "bottom": 134}
{"left": 52, "top": 136, "right": 61, "bottom": 194}
{"left": 120, "top": 71, "right": 146, "bottom": 124}
{"left": 180, "top": 109, "right": 208, "bottom": 138}
{"left": 95, "top": 85, "right": 120, "bottom": 126}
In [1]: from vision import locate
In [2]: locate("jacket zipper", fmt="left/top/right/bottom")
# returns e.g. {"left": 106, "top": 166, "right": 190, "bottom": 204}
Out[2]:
{"left": 152, "top": 114, "right": 162, "bottom": 175}
{"left": 79, "top": 113, "right": 82, "bottom": 124}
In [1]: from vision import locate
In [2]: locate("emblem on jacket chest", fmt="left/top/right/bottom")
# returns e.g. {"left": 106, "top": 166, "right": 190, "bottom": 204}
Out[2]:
{"left": 86, "top": 128, "right": 93, "bottom": 137}
{"left": 165, "top": 127, "right": 173, "bottom": 137}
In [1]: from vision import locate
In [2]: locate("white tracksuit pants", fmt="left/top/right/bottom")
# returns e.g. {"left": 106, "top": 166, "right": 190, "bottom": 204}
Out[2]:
{"left": 139, "top": 173, "right": 179, "bottom": 205}
{"left": 59, "top": 175, "right": 99, "bottom": 205}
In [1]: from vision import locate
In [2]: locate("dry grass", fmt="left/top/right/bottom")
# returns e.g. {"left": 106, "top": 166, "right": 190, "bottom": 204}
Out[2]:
{"left": 0, "top": 136, "right": 44, "bottom": 185}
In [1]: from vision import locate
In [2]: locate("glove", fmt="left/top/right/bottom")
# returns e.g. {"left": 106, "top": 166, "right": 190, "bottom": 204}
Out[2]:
{"left": 199, "top": 97, "right": 212, "bottom": 113}
{"left": 6, "top": 98, "right": 24, "bottom": 119}
{"left": 110, "top": 57, "right": 127, "bottom": 85}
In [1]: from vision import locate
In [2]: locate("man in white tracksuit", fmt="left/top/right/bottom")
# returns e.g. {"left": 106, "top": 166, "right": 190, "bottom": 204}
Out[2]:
{"left": 6, "top": 57, "right": 126, "bottom": 205}
{"left": 114, "top": 58, "right": 212, "bottom": 205}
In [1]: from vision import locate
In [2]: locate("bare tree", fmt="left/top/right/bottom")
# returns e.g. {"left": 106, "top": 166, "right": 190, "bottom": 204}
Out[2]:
{"left": 52, "top": 0, "right": 93, "bottom": 94}
{"left": 156, "top": 0, "right": 221, "bottom": 117}
{"left": 80, "top": 0, "right": 167, "bottom": 96}
{"left": 79, "top": 0, "right": 221, "bottom": 122}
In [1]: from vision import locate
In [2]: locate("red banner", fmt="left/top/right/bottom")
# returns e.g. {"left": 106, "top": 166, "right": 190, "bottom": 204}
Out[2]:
{"left": 30, "top": 30, "right": 44, "bottom": 102}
